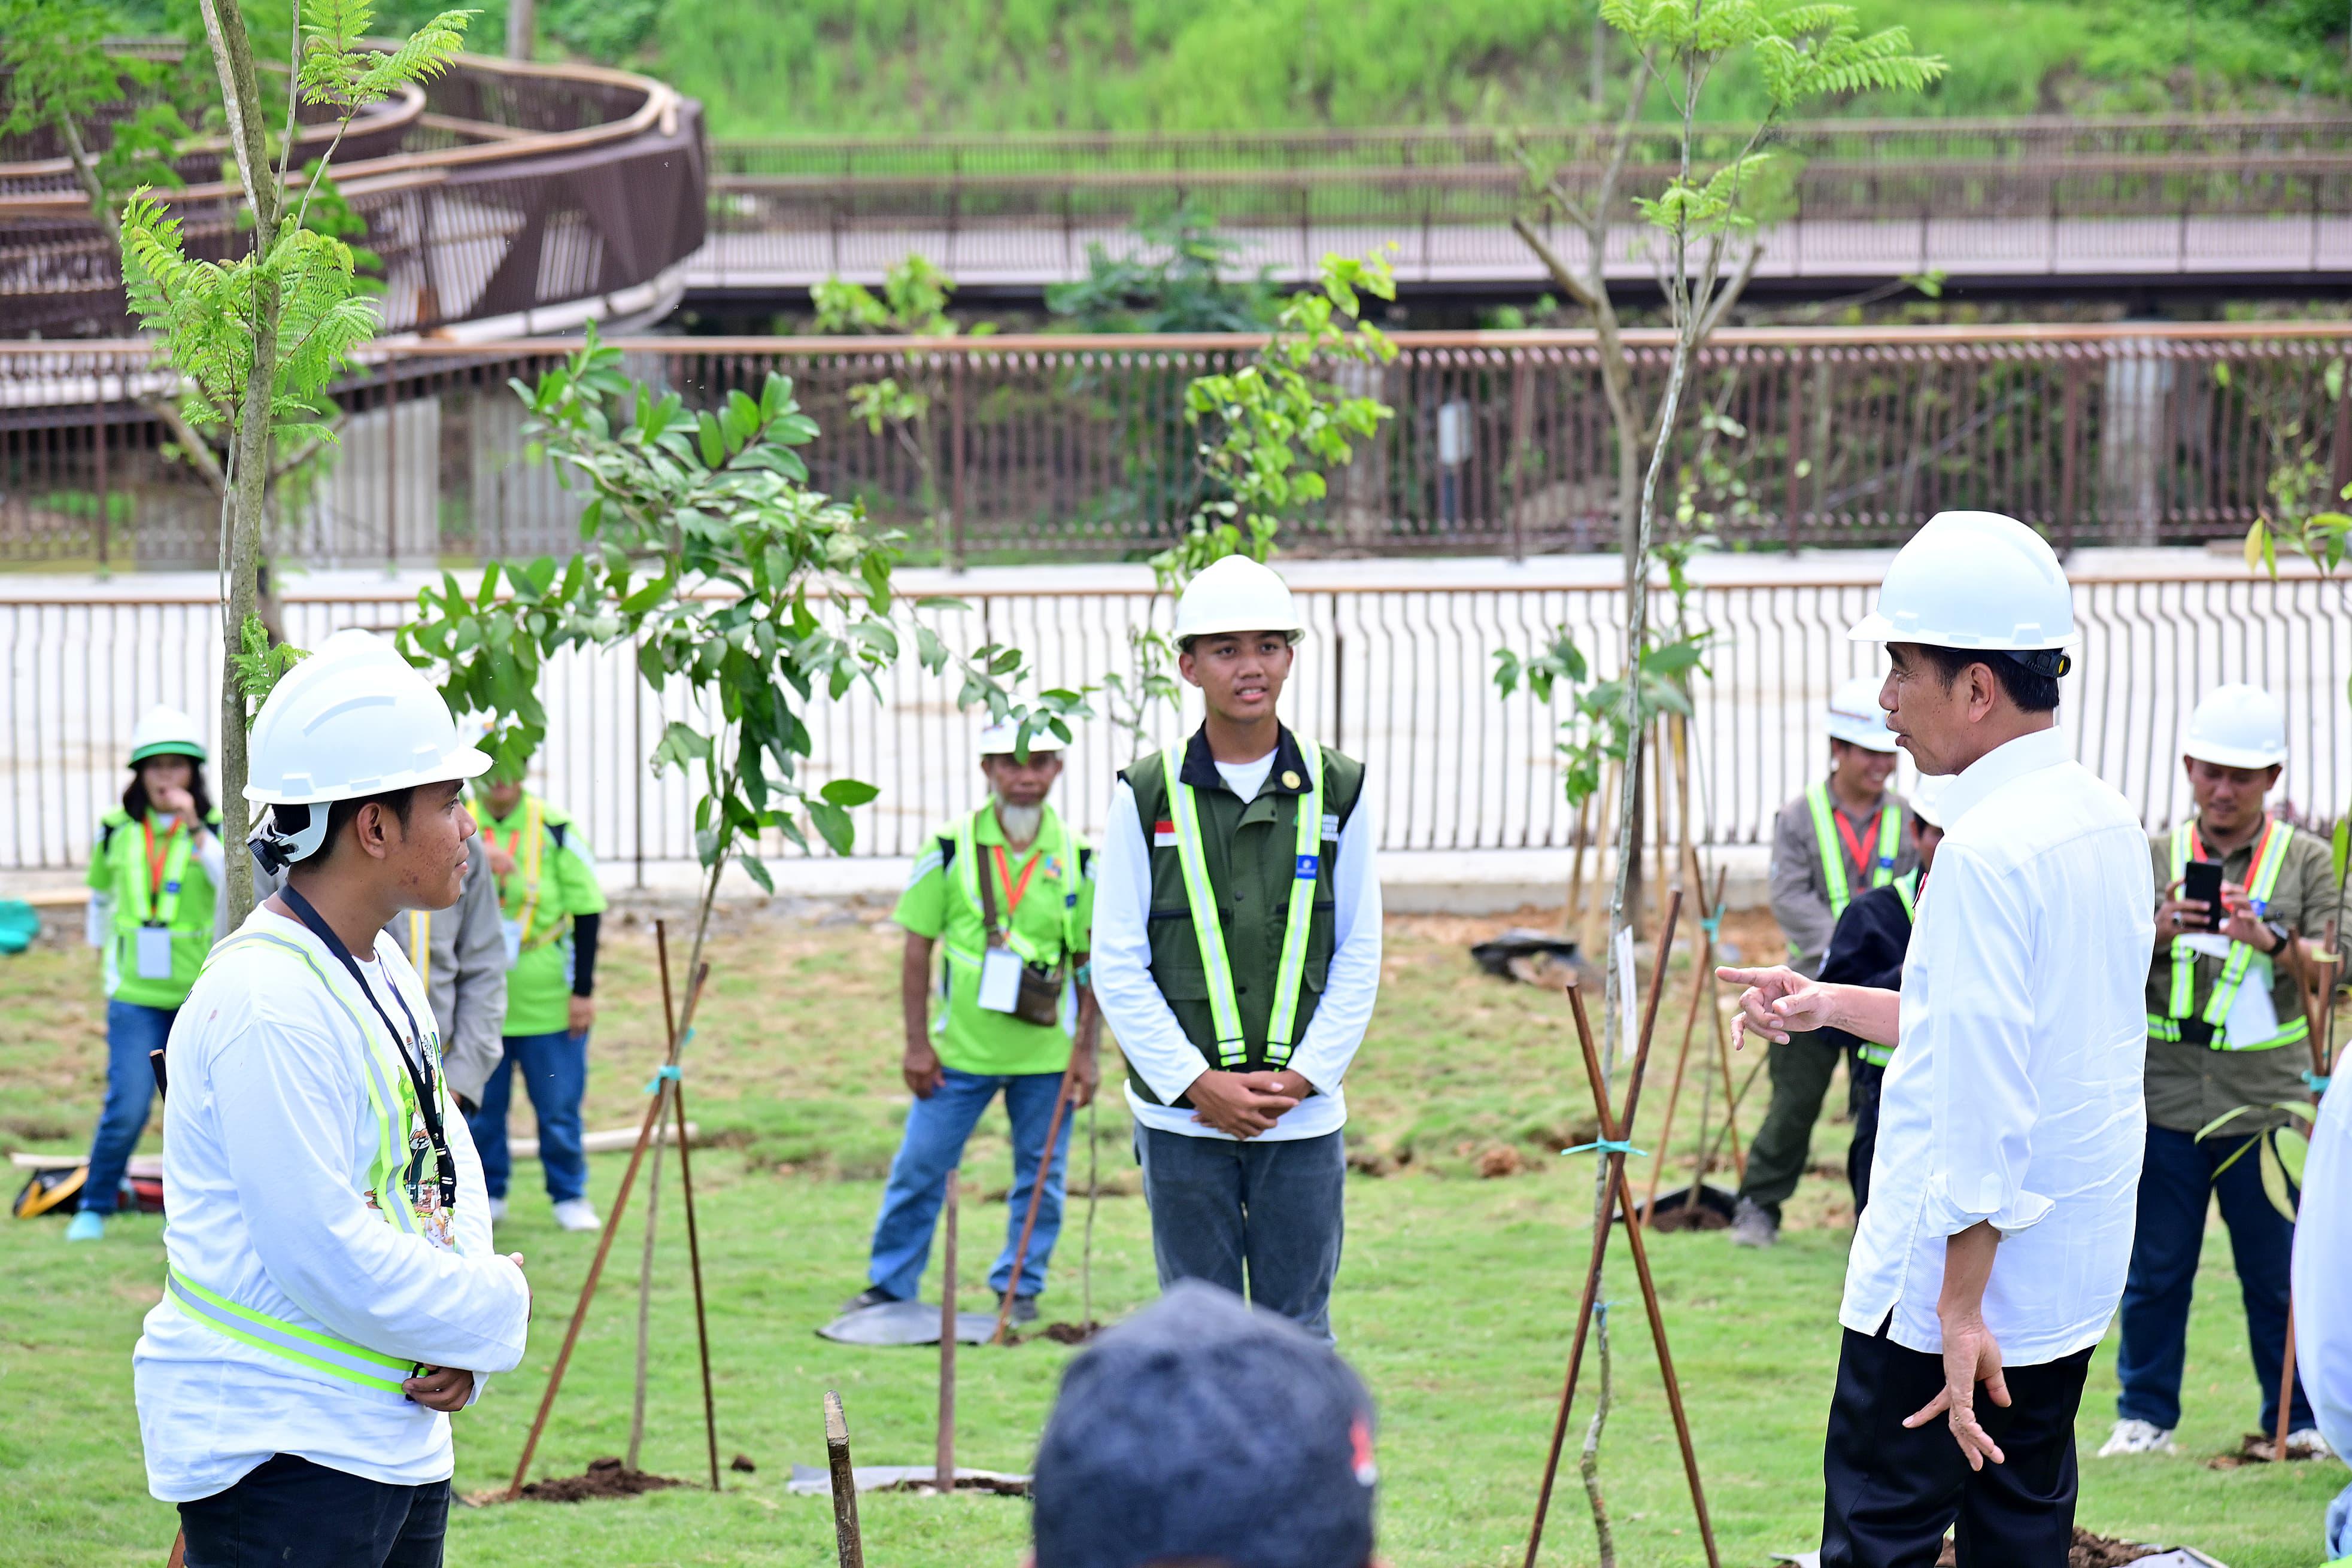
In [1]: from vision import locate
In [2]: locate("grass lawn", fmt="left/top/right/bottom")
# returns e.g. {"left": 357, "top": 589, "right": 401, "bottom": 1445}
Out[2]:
{"left": 2, "top": 904, "right": 2344, "bottom": 1567}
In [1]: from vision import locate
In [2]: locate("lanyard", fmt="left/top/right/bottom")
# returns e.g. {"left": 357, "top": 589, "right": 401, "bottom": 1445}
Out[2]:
{"left": 1833, "top": 807, "right": 1881, "bottom": 880}
{"left": 277, "top": 884, "right": 457, "bottom": 1213}
{"left": 138, "top": 818, "right": 192, "bottom": 926}
{"left": 2189, "top": 818, "right": 2279, "bottom": 913}
{"left": 990, "top": 844, "right": 1042, "bottom": 926}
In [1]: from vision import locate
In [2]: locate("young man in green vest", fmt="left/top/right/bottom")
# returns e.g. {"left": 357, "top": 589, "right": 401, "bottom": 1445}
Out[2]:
{"left": 848, "top": 722, "right": 1100, "bottom": 1325}
{"left": 1733, "top": 674, "right": 1917, "bottom": 1248}
{"left": 2104, "top": 683, "right": 2343, "bottom": 1459}
{"left": 465, "top": 757, "right": 608, "bottom": 1232}
{"left": 69, "top": 706, "right": 226, "bottom": 1242}
{"left": 1091, "top": 555, "right": 1382, "bottom": 1343}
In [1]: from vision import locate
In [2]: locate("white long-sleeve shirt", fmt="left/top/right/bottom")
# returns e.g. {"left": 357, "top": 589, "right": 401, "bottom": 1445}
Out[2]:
{"left": 1092, "top": 754, "right": 1382, "bottom": 1141}
{"left": 2293, "top": 1069, "right": 2352, "bottom": 1458}
{"left": 1840, "top": 726, "right": 2154, "bottom": 1366}
{"left": 135, "top": 906, "right": 532, "bottom": 1502}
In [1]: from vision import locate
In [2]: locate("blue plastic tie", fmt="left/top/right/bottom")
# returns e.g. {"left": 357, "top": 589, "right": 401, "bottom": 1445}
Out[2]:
{"left": 1700, "top": 901, "right": 1727, "bottom": 943}
{"left": 644, "top": 1062, "right": 682, "bottom": 1094}
{"left": 2307, "top": 1071, "right": 2332, "bottom": 1095}
{"left": 1561, "top": 1138, "right": 1649, "bottom": 1159}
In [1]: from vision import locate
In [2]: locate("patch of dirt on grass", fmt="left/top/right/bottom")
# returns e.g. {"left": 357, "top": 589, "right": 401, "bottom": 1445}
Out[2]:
{"left": 873, "top": 1473, "right": 1031, "bottom": 1496}
{"left": 517, "top": 1457, "right": 683, "bottom": 1503}
{"left": 1477, "top": 1144, "right": 1524, "bottom": 1178}
{"left": 1026, "top": 1321, "right": 1101, "bottom": 1345}
{"left": 1647, "top": 1203, "right": 1729, "bottom": 1232}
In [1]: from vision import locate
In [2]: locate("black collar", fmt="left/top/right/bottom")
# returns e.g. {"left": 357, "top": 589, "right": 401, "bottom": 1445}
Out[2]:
{"left": 1177, "top": 724, "right": 1312, "bottom": 795}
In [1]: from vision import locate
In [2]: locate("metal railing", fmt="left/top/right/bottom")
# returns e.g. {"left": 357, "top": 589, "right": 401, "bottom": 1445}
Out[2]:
{"left": 5, "top": 323, "right": 2351, "bottom": 569}
{"left": 0, "top": 51, "right": 708, "bottom": 339}
{"left": 3, "top": 569, "right": 2343, "bottom": 879}
{"left": 699, "top": 114, "right": 2352, "bottom": 289}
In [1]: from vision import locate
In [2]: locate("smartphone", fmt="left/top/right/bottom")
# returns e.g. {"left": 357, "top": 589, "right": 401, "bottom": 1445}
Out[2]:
{"left": 2182, "top": 858, "right": 2226, "bottom": 932}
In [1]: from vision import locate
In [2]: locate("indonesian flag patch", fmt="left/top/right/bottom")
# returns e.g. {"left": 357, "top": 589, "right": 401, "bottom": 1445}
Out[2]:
{"left": 1152, "top": 819, "right": 1178, "bottom": 847}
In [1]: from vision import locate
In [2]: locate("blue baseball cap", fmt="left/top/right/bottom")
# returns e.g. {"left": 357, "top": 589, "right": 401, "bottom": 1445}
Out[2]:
{"left": 1031, "top": 1281, "right": 1379, "bottom": 1568}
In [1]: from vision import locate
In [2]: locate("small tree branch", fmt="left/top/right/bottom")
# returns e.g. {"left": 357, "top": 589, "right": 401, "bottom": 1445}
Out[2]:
{"left": 57, "top": 115, "right": 122, "bottom": 248}
{"left": 142, "top": 394, "right": 228, "bottom": 496}
{"left": 1694, "top": 241, "right": 1761, "bottom": 344}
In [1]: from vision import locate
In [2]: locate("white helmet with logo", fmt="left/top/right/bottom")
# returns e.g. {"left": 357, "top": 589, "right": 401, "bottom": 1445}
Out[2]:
{"left": 1825, "top": 675, "right": 1898, "bottom": 753}
{"left": 978, "top": 719, "right": 1066, "bottom": 757}
{"left": 1908, "top": 773, "right": 1952, "bottom": 830}
{"left": 1172, "top": 555, "right": 1305, "bottom": 649}
{"left": 1848, "top": 511, "right": 2075, "bottom": 679}
{"left": 246, "top": 629, "right": 491, "bottom": 870}
{"left": 2182, "top": 683, "right": 2287, "bottom": 770}
{"left": 128, "top": 704, "right": 208, "bottom": 766}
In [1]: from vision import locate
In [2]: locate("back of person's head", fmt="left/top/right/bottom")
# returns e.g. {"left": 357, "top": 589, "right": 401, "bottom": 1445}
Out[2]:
{"left": 1031, "top": 1282, "right": 1378, "bottom": 1568}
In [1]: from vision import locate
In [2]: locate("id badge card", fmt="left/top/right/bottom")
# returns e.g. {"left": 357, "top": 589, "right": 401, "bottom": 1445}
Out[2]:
{"left": 135, "top": 925, "right": 175, "bottom": 980}
{"left": 976, "top": 946, "right": 1024, "bottom": 1014}
{"left": 499, "top": 917, "right": 524, "bottom": 970}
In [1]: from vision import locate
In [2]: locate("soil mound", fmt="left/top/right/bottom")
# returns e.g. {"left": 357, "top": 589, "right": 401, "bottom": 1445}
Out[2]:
{"left": 517, "top": 1457, "right": 682, "bottom": 1503}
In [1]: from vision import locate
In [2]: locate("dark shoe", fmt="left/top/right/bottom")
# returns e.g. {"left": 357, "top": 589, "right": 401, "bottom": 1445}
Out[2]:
{"left": 843, "top": 1285, "right": 902, "bottom": 1313}
{"left": 1729, "top": 1196, "right": 1779, "bottom": 1248}
{"left": 997, "top": 1291, "right": 1039, "bottom": 1326}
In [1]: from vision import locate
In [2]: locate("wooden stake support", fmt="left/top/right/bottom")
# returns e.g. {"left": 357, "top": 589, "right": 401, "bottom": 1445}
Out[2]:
{"left": 993, "top": 1063, "right": 1079, "bottom": 1345}
{"left": 657, "top": 923, "right": 723, "bottom": 1491}
{"left": 826, "top": 1391, "right": 866, "bottom": 1568}
{"left": 1643, "top": 868, "right": 1728, "bottom": 1226}
{"left": 1525, "top": 891, "right": 1720, "bottom": 1568}
{"left": 937, "top": 1166, "right": 960, "bottom": 1490}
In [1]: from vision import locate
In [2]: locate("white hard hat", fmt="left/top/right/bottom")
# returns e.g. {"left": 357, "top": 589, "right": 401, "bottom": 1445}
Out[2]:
{"left": 128, "top": 704, "right": 207, "bottom": 766}
{"left": 1172, "top": 555, "right": 1304, "bottom": 648}
{"left": 245, "top": 629, "right": 490, "bottom": 869}
{"left": 978, "top": 719, "right": 1065, "bottom": 757}
{"left": 1908, "top": 774, "right": 1951, "bottom": 829}
{"left": 1848, "top": 512, "right": 2075, "bottom": 675}
{"left": 1825, "top": 675, "right": 1898, "bottom": 753}
{"left": 2183, "top": 683, "right": 2287, "bottom": 770}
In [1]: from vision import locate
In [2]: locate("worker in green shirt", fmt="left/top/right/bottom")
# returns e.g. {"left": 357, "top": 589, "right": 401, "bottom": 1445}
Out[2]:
{"left": 848, "top": 722, "right": 1100, "bottom": 1327}
{"left": 463, "top": 757, "right": 608, "bottom": 1233}
{"left": 69, "top": 706, "right": 225, "bottom": 1242}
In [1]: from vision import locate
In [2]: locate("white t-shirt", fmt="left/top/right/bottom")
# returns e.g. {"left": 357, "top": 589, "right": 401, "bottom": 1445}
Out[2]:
{"left": 135, "top": 906, "right": 530, "bottom": 1502}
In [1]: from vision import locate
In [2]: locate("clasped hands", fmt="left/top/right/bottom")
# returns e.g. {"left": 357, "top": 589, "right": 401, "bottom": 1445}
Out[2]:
{"left": 405, "top": 1251, "right": 529, "bottom": 1412}
{"left": 1186, "top": 1068, "right": 1311, "bottom": 1139}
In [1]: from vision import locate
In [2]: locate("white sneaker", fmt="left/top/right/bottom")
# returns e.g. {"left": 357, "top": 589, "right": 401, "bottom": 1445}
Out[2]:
{"left": 551, "top": 1198, "right": 602, "bottom": 1233}
{"left": 2096, "top": 1418, "right": 2176, "bottom": 1457}
{"left": 487, "top": 1195, "right": 509, "bottom": 1224}
{"left": 2284, "top": 1427, "right": 2335, "bottom": 1460}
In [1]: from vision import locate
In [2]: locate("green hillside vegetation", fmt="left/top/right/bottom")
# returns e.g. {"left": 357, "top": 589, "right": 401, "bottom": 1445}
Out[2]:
{"left": 345, "top": 0, "right": 2350, "bottom": 136}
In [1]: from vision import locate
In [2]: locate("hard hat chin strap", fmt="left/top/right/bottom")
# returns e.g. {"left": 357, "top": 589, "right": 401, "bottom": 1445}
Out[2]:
{"left": 1999, "top": 648, "right": 2072, "bottom": 680}
{"left": 247, "top": 802, "right": 332, "bottom": 876}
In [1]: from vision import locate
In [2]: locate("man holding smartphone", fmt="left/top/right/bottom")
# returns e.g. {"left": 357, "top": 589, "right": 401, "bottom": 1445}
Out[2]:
{"left": 2103, "top": 683, "right": 2344, "bottom": 1459}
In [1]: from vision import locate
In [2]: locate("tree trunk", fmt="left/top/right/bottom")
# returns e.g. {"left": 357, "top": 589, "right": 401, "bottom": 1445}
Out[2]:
{"left": 196, "top": 0, "right": 283, "bottom": 927}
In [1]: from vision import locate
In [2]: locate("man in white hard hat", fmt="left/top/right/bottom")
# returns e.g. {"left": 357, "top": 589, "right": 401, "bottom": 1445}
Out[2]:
{"left": 1720, "top": 511, "right": 2153, "bottom": 1567}
{"left": 69, "top": 706, "right": 226, "bottom": 1242}
{"left": 134, "top": 629, "right": 531, "bottom": 1566}
{"left": 2102, "top": 683, "right": 2341, "bottom": 1460}
{"left": 1732, "top": 674, "right": 1917, "bottom": 1247}
{"left": 1091, "top": 554, "right": 1382, "bottom": 1342}
{"left": 848, "top": 720, "right": 1100, "bottom": 1327}
{"left": 1813, "top": 775, "right": 1948, "bottom": 1217}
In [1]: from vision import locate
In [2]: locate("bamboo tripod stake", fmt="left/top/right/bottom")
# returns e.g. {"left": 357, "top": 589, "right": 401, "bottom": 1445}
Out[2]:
{"left": 993, "top": 1062, "right": 1080, "bottom": 1344}
{"left": 506, "top": 946, "right": 711, "bottom": 1499}
{"left": 937, "top": 1167, "right": 960, "bottom": 1490}
{"left": 656, "top": 922, "right": 723, "bottom": 1491}
{"left": 1642, "top": 868, "right": 1729, "bottom": 1226}
{"left": 1525, "top": 890, "right": 1719, "bottom": 1568}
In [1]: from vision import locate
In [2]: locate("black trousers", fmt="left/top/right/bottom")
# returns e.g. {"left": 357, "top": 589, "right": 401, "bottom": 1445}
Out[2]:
{"left": 1738, "top": 1030, "right": 1843, "bottom": 1220}
{"left": 179, "top": 1453, "right": 450, "bottom": 1568}
{"left": 1822, "top": 1326, "right": 2093, "bottom": 1568}
{"left": 1846, "top": 1056, "right": 1886, "bottom": 1214}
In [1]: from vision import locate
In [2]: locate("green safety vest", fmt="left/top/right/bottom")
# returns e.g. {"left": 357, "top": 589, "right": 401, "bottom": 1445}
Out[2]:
{"left": 2148, "top": 819, "right": 2307, "bottom": 1052}
{"left": 1807, "top": 782, "right": 1902, "bottom": 922}
{"left": 945, "top": 804, "right": 1082, "bottom": 973}
{"left": 1853, "top": 868, "right": 1922, "bottom": 1069}
{"left": 162, "top": 929, "right": 452, "bottom": 1399}
{"left": 1125, "top": 734, "right": 1359, "bottom": 1097}
{"left": 488, "top": 794, "right": 572, "bottom": 955}
{"left": 94, "top": 808, "right": 221, "bottom": 1006}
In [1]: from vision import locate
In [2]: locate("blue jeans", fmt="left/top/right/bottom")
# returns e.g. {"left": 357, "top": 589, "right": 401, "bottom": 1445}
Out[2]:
{"left": 84, "top": 999, "right": 174, "bottom": 1216}
{"left": 2116, "top": 1122, "right": 2313, "bottom": 1435}
{"left": 467, "top": 1031, "right": 588, "bottom": 1204}
{"left": 868, "top": 1066, "right": 1073, "bottom": 1300}
{"left": 1134, "top": 1126, "right": 1347, "bottom": 1343}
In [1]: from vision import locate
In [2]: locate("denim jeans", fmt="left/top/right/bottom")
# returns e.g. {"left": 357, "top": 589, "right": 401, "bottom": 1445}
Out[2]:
{"left": 868, "top": 1066, "right": 1073, "bottom": 1300}
{"left": 2116, "top": 1122, "right": 2313, "bottom": 1435}
{"left": 1134, "top": 1126, "right": 1346, "bottom": 1343}
{"left": 83, "top": 999, "right": 174, "bottom": 1216}
{"left": 179, "top": 1453, "right": 448, "bottom": 1568}
{"left": 466, "top": 1031, "right": 589, "bottom": 1204}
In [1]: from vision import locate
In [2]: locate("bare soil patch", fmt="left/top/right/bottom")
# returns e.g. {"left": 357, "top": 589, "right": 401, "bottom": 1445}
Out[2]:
{"left": 516, "top": 1457, "right": 684, "bottom": 1503}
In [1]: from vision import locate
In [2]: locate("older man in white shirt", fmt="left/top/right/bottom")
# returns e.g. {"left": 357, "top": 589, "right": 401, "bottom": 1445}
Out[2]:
{"left": 1722, "top": 512, "right": 2154, "bottom": 1568}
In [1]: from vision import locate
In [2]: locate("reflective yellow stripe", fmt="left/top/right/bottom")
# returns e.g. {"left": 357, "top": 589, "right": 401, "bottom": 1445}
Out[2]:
{"left": 955, "top": 806, "right": 1077, "bottom": 970}
{"left": 1893, "top": 868, "right": 1919, "bottom": 923}
{"left": 2165, "top": 823, "right": 2198, "bottom": 1020}
{"left": 166, "top": 1270, "right": 412, "bottom": 1396}
{"left": 1806, "top": 783, "right": 1852, "bottom": 919}
{"left": 2159, "top": 819, "right": 2304, "bottom": 1051}
{"left": 1167, "top": 749, "right": 1248, "bottom": 1066}
{"left": 1263, "top": 738, "right": 1324, "bottom": 1069}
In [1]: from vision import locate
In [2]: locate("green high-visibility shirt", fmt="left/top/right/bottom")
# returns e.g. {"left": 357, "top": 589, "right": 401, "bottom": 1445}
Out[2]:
{"left": 894, "top": 804, "right": 1094, "bottom": 1077}
{"left": 478, "top": 792, "right": 607, "bottom": 1038}
{"left": 87, "top": 807, "right": 223, "bottom": 1008}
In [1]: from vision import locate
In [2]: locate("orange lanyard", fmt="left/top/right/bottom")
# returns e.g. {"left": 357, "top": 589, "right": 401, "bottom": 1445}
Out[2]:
{"left": 991, "top": 844, "right": 1040, "bottom": 920}
{"left": 2189, "top": 818, "right": 2274, "bottom": 877}
{"left": 142, "top": 818, "right": 181, "bottom": 894}
{"left": 1833, "top": 808, "right": 1880, "bottom": 879}
{"left": 496, "top": 827, "right": 522, "bottom": 892}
